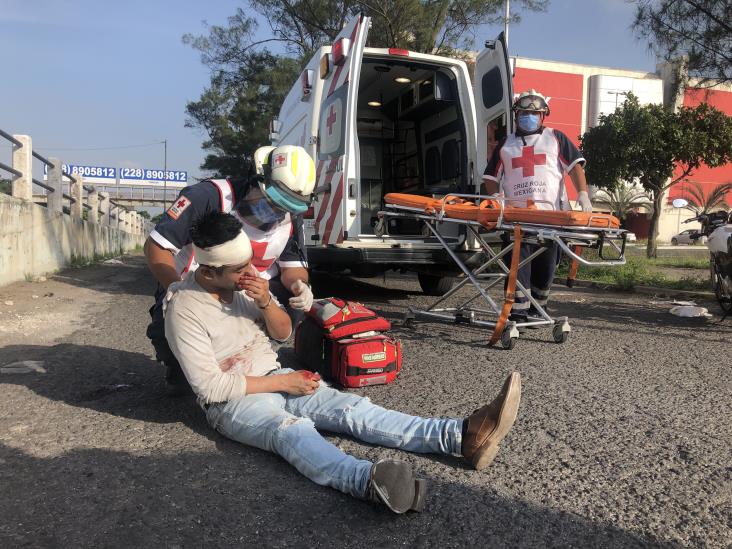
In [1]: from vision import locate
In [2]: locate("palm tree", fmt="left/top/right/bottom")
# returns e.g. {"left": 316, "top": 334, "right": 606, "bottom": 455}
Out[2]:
{"left": 592, "top": 185, "right": 653, "bottom": 221}
{"left": 680, "top": 181, "right": 732, "bottom": 214}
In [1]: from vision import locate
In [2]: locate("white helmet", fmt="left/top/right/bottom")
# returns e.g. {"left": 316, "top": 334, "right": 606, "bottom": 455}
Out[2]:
{"left": 253, "top": 146, "right": 275, "bottom": 175}
{"left": 513, "top": 89, "right": 550, "bottom": 116}
{"left": 260, "top": 145, "right": 316, "bottom": 214}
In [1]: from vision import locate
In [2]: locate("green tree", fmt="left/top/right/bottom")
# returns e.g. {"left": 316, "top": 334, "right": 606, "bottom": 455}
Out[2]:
{"left": 184, "top": 1, "right": 547, "bottom": 175}
{"left": 137, "top": 210, "right": 151, "bottom": 220}
{"left": 592, "top": 185, "right": 652, "bottom": 222}
{"left": 581, "top": 94, "right": 732, "bottom": 258}
{"left": 632, "top": 0, "right": 732, "bottom": 85}
{"left": 678, "top": 180, "right": 732, "bottom": 214}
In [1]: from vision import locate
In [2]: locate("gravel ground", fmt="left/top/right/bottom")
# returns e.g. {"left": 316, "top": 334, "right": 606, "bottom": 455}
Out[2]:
{"left": 0, "top": 254, "right": 729, "bottom": 548}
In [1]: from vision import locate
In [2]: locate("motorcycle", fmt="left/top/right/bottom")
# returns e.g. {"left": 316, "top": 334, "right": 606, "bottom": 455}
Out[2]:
{"left": 673, "top": 198, "right": 732, "bottom": 317}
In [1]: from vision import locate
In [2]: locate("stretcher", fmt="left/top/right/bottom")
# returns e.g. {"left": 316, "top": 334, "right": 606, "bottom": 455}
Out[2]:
{"left": 380, "top": 193, "right": 627, "bottom": 349}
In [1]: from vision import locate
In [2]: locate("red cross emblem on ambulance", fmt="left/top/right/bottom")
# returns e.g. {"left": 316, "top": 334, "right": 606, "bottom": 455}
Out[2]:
{"left": 326, "top": 105, "right": 337, "bottom": 136}
{"left": 511, "top": 146, "right": 546, "bottom": 177}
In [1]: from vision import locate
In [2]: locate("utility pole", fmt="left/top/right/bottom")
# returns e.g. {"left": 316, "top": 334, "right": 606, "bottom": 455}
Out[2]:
{"left": 504, "top": 0, "right": 510, "bottom": 46}
{"left": 163, "top": 139, "right": 168, "bottom": 209}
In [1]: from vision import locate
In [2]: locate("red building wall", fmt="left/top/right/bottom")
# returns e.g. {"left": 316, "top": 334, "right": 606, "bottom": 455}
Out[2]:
{"left": 668, "top": 87, "right": 732, "bottom": 205}
{"left": 512, "top": 68, "right": 585, "bottom": 200}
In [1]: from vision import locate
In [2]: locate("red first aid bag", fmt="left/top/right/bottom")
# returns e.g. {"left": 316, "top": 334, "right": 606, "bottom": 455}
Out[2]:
{"left": 294, "top": 298, "right": 402, "bottom": 388}
{"left": 331, "top": 335, "right": 402, "bottom": 388}
{"left": 306, "top": 297, "right": 391, "bottom": 340}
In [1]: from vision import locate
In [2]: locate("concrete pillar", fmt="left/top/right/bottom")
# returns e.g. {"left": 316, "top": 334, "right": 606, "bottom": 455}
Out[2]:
{"left": 70, "top": 173, "right": 83, "bottom": 219}
{"left": 11, "top": 135, "right": 32, "bottom": 201}
{"left": 46, "top": 157, "right": 64, "bottom": 213}
{"left": 88, "top": 190, "right": 99, "bottom": 225}
{"left": 99, "top": 192, "right": 110, "bottom": 225}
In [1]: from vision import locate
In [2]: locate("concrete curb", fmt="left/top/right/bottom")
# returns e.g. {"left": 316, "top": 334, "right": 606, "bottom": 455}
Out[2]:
{"left": 554, "top": 277, "right": 715, "bottom": 299}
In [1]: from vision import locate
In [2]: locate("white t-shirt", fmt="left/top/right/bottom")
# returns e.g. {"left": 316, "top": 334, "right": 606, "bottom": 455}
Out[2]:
{"left": 164, "top": 274, "right": 289, "bottom": 404}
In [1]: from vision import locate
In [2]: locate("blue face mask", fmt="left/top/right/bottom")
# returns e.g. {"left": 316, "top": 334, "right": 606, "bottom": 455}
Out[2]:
{"left": 517, "top": 112, "right": 541, "bottom": 133}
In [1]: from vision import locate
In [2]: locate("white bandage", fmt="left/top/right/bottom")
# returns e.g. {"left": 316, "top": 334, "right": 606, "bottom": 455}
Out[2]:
{"left": 193, "top": 230, "right": 253, "bottom": 267}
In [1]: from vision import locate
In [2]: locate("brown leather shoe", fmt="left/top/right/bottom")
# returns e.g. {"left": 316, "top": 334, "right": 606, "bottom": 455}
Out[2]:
{"left": 462, "top": 372, "right": 521, "bottom": 470}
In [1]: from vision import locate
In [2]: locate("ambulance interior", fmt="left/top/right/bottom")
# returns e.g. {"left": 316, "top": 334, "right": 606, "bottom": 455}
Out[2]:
{"left": 356, "top": 57, "right": 469, "bottom": 235}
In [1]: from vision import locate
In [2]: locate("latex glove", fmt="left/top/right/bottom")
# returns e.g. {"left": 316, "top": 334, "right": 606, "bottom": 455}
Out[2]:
{"left": 161, "top": 280, "right": 183, "bottom": 316}
{"left": 577, "top": 190, "right": 593, "bottom": 213}
{"left": 289, "top": 279, "right": 313, "bottom": 311}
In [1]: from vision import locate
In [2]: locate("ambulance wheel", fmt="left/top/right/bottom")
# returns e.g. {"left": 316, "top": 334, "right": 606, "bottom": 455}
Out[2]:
{"left": 501, "top": 328, "right": 517, "bottom": 350}
{"left": 417, "top": 274, "right": 454, "bottom": 296}
{"left": 552, "top": 323, "right": 569, "bottom": 344}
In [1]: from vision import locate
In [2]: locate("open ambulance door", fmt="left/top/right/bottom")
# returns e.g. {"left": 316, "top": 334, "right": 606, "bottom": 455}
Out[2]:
{"left": 473, "top": 33, "right": 513, "bottom": 191}
{"left": 313, "top": 14, "right": 370, "bottom": 246}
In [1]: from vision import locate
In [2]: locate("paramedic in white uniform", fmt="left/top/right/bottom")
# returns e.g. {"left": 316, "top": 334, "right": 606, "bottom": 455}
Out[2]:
{"left": 144, "top": 146, "right": 316, "bottom": 395}
{"left": 482, "top": 89, "right": 592, "bottom": 321}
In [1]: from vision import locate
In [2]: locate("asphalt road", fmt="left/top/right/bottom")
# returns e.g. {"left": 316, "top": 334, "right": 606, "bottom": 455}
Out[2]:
{"left": 0, "top": 254, "right": 729, "bottom": 548}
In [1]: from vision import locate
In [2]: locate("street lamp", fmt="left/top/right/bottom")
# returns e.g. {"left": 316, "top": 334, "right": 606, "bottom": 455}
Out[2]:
{"left": 607, "top": 90, "right": 629, "bottom": 109}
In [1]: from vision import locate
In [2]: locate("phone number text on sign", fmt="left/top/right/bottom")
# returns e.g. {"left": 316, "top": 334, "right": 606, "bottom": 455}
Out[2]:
{"left": 44, "top": 164, "right": 117, "bottom": 178}
{"left": 120, "top": 168, "right": 187, "bottom": 182}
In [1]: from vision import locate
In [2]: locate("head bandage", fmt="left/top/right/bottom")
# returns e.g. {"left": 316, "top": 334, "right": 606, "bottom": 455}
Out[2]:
{"left": 193, "top": 230, "right": 252, "bottom": 268}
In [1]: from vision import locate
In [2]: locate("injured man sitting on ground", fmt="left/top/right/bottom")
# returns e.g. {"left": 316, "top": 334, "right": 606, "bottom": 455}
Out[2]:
{"left": 164, "top": 211, "right": 522, "bottom": 514}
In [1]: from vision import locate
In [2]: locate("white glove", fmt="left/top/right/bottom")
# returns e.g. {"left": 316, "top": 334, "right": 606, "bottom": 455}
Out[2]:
{"left": 577, "top": 190, "right": 593, "bottom": 213}
{"left": 289, "top": 279, "right": 313, "bottom": 311}
{"left": 161, "top": 280, "right": 183, "bottom": 316}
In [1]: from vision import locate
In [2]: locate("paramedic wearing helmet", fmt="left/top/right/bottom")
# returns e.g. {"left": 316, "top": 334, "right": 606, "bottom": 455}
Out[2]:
{"left": 144, "top": 145, "right": 316, "bottom": 395}
{"left": 482, "top": 89, "right": 592, "bottom": 321}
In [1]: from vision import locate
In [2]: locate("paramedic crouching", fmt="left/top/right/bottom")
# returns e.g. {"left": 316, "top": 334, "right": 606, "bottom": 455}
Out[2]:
{"left": 145, "top": 146, "right": 316, "bottom": 395}
{"left": 164, "top": 211, "right": 522, "bottom": 514}
{"left": 482, "top": 89, "right": 592, "bottom": 321}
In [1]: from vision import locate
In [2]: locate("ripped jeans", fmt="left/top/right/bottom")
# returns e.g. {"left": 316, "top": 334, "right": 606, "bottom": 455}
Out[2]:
{"left": 204, "top": 369, "right": 463, "bottom": 499}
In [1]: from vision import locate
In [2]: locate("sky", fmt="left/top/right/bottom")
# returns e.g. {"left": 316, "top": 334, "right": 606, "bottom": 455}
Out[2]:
{"left": 1, "top": 0, "right": 658, "bottom": 189}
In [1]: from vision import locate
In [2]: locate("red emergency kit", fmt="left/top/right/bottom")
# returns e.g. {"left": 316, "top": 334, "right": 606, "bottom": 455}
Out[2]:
{"left": 294, "top": 298, "right": 402, "bottom": 388}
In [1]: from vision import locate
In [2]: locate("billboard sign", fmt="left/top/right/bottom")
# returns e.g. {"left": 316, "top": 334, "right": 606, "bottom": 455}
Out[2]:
{"left": 44, "top": 164, "right": 188, "bottom": 186}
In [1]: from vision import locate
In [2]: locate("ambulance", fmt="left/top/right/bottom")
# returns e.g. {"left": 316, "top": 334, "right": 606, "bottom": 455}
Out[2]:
{"left": 270, "top": 13, "right": 513, "bottom": 294}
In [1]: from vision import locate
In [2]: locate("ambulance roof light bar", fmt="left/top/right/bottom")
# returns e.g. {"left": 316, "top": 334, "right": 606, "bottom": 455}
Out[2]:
{"left": 388, "top": 48, "right": 411, "bottom": 57}
{"left": 332, "top": 38, "right": 351, "bottom": 66}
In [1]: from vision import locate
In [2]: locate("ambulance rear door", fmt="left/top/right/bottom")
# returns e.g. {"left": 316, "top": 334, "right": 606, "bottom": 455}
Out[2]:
{"left": 313, "top": 13, "right": 370, "bottom": 246}
{"left": 473, "top": 33, "right": 513, "bottom": 188}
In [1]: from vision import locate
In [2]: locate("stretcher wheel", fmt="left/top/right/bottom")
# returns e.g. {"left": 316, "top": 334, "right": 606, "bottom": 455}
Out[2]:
{"left": 501, "top": 324, "right": 518, "bottom": 350}
{"left": 552, "top": 322, "right": 569, "bottom": 344}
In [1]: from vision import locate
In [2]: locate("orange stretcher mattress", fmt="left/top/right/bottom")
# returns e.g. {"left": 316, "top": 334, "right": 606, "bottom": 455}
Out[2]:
{"left": 384, "top": 193, "right": 621, "bottom": 229}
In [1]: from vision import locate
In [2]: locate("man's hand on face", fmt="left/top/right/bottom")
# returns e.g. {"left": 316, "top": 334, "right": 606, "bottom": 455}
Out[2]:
{"left": 238, "top": 272, "right": 271, "bottom": 308}
{"left": 279, "top": 370, "right": 321, "bottom": 396}
{"left": 289, "top": 279, "right": 314, "bottom": 311}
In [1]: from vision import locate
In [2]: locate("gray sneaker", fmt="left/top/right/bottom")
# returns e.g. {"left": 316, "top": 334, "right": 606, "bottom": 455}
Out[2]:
{"left": 366, "top": 459, "right": 427, "bottom": 513}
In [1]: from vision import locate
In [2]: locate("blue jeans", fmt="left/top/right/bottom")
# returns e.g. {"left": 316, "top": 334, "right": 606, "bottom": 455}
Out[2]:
{"left": 204, "top": 369, "right": 463, "bottom": 499}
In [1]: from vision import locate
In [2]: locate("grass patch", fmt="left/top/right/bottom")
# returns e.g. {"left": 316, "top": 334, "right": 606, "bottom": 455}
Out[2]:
{"left": 557, "top": 256, "right": 711, "bottom": 291}
{"left": 68, "top": 251, "right": 123, "bottom": 269}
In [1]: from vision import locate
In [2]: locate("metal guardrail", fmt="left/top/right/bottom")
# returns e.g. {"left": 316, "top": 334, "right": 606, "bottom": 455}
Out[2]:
{"left": 0, "top": 129, "right": 22, "bottom": 147}
{"left": 0, "top": 161, "right": 22, "bottom": 177}
{"left": 0, "top": 126, "right": 142, "bottom": 232}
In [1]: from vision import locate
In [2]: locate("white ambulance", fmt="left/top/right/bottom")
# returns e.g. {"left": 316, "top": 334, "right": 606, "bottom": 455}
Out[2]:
{"left": 270, "top": 13, "right": 513, "bottom": 294}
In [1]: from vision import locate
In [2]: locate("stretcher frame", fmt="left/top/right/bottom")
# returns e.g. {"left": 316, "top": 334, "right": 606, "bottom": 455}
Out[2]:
{"left": 379, "top": 193, "right": 628, "bottom": 349}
